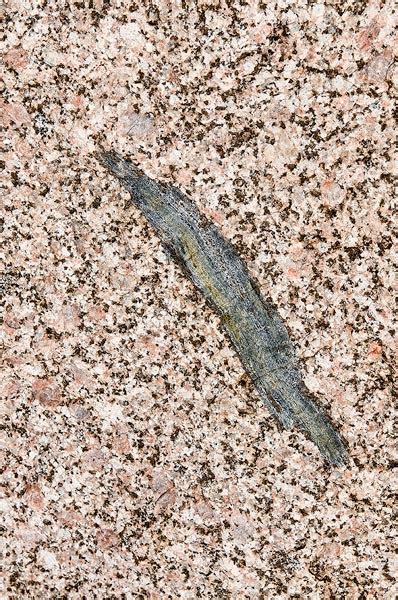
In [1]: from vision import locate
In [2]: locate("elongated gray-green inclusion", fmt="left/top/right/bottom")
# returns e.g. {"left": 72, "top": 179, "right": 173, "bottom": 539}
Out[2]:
{"left": 97, "top": 150, "right": 348, "bottom": 466}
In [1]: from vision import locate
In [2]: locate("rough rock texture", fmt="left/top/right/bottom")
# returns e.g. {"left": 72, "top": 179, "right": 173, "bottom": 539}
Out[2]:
{"left": 1, "top": 1, "right": 396, "bottom": 598}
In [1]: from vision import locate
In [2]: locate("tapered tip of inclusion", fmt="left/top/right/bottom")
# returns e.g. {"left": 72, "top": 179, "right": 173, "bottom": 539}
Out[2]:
{"left": 323, "top": 435, "right": 349, "bottom": 467}
{"left": 310, "top": 416, "right": 349, "bottom": 467}
{"left": 292, "top": 387, "right": 349, "bottom": 467}
{"left": 95, "top": 148, "right": 143, "bottom": 182}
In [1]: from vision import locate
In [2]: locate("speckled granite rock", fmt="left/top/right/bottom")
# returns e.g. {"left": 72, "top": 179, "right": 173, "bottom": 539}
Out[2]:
{"left": 1, "top": 1, "right": 396, "bottom": 598}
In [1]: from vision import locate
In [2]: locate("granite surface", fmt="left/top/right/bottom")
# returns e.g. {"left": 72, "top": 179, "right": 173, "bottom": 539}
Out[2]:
{"left": 1, "top": 1, "right": 396, "bottom": 598}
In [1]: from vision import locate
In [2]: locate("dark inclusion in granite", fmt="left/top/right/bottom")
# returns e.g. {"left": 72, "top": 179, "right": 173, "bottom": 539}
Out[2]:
{"left": 96, "top": 149, "right": 348, "bottom": 466}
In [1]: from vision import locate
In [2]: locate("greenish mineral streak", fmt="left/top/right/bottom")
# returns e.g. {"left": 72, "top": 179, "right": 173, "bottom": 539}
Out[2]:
{"left": 96, "top": 149, "right": 348, "bottom": 466}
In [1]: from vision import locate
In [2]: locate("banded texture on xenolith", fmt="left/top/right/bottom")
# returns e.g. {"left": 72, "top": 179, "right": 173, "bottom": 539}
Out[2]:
{"left": 96, "top": 149, "right": 348, "bottom": 466}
